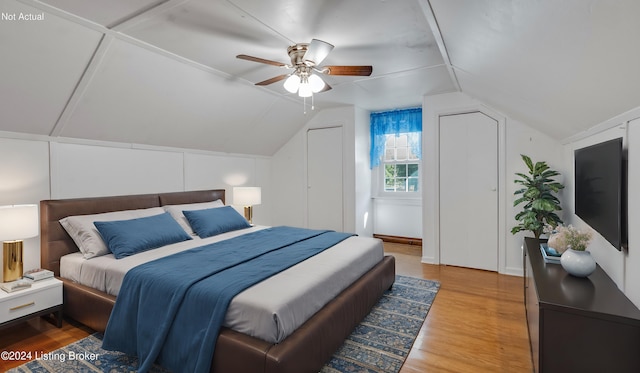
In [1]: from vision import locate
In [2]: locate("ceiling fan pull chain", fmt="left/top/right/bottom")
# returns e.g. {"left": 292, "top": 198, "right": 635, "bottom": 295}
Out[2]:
{"left": 311, "top": 94, "right": 315, "bottom": 111}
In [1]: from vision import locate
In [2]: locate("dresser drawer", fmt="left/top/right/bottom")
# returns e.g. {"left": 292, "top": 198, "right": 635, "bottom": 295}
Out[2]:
{"left": 0, "top": 282, "right": 62, "bottom": 324}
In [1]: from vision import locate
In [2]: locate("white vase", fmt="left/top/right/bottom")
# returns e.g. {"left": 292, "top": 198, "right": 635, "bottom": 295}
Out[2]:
{"left": 560, "top": 248, "right": 596, "bottom": 277}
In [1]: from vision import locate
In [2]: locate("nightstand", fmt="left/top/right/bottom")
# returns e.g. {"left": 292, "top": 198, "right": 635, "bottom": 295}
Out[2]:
{"left": 0, "top": 277, "right": 62, "bottom": 330}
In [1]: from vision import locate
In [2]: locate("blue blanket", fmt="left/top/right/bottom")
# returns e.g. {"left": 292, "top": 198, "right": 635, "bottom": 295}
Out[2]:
{"left": 102, "top": 226, "right": 354, "bottom": 373}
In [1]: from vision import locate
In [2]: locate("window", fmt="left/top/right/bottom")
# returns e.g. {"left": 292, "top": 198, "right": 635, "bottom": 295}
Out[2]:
{"left": 370, "top": 108, "right": 422, "bottom": 195}
{"left": 383, "top": 133, "right": 420, "bottom": 192}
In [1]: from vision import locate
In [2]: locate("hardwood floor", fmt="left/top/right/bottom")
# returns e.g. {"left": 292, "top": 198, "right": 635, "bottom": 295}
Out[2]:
{"left": 386, "top": 242, "right": 533, "bottom": 373}
{"left": 0, "top": 316, "right": 92, "bottom": 371}
{"left": 0, "top": 243, "right": 533, "bottom": 372}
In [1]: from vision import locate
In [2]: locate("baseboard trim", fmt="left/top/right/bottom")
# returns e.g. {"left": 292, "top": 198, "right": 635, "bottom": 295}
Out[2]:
{"left": 503, "top": 266, "right": 524, "bottom": 277}
{"left": 373, "top": 234, "right": 422, "bottom": 246}
{"left": 421, "top": 256, "right": 435, "bottom": 264}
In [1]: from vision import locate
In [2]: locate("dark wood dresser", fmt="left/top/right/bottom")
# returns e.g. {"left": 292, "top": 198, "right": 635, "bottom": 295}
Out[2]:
{"left": 523, "top": 237, "right": 640, "bottom": 373}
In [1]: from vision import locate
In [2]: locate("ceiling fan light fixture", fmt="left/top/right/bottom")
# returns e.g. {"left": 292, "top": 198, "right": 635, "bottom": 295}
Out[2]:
{"left": 298, "top": 78, "right": 312, "bottom": 97}
{"left": 238, "top": 38, "right": 372, "bottom": 112}
{"left": 283, "top": 74, "right": 300, "bottom": 93}
{"left": 308, "top": 74, "right": 325, "bottom": 93}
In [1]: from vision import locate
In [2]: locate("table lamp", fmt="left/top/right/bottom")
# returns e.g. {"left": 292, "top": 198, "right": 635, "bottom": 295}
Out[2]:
{"left": 233, "top": 187, "right": 261, "bottom": 225}
{"left": 0, "top": 204, "right": 38, "bottom": 282}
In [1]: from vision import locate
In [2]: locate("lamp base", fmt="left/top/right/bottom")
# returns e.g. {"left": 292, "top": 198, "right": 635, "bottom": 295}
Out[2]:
{"left": 243, "top": 206, "right": 253, "bottom": 225}
{"left": 3, "top": 240, "right": 23, "bottom": 282}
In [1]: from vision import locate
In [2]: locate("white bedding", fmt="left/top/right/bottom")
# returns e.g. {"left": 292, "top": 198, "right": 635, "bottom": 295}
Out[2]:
{"left": 60, "top": 226, "right": 384, "bottom": 343}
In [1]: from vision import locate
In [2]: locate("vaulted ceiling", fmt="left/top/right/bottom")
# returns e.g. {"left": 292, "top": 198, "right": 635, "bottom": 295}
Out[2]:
{"left": 2, "top": 0, "right": 639, "bottom": 155}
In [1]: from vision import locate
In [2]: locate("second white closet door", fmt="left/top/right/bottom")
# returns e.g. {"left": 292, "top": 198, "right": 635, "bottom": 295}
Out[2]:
{"left": 439, "top": 112, "right": 498, "bottom": 271}
{"left": 307, "top": 127, "right": 343, "bottom": 231}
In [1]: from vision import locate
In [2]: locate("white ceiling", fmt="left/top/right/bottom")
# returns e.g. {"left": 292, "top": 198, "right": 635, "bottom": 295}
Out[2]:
{"left": 1, "top": 0, "right": 639, "bottom": 155}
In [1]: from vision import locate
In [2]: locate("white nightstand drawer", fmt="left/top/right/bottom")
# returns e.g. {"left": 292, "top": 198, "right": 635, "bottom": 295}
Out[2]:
{"left": 0, "top": 279, "right": 62, "bottom": 324}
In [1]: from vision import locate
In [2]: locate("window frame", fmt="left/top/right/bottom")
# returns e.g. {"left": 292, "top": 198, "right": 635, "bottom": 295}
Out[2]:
{"left": 374, "top": 132, "right": 421, "bottom": 199}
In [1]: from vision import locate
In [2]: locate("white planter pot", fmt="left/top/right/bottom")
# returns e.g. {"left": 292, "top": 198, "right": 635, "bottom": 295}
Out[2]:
{"left": 560, "top": 248, "right": 596, "bottom": 277}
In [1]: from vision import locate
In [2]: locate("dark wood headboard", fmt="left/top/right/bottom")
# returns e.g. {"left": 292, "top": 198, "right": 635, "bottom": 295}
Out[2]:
{"left": 40, "top": 189, "right": 225, "bottom": 275}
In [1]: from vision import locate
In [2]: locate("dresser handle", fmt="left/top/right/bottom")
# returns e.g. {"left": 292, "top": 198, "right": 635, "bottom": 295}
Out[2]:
{"left": 10, "top": 302, "right": 35, "bottom": 311}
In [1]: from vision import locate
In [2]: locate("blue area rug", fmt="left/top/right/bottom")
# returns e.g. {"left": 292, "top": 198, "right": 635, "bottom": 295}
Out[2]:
{"left": 9, "top": 275, "right": 439, "bottom": 373}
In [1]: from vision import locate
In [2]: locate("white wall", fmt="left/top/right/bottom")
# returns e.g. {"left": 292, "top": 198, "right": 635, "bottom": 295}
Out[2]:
{"left": 271, "top": 126, "right": 307, "bottom": 228}
{"left": 562, "top": 110, "right": 640, "bottom": 308}
{"left": 271, "top": 106, "right": 372, "bottom": 236}
{"left": 0, "top": 134, "right": 271, "bottom": 279}
{"left": 0, "top": 136, "right": 50, "bottom": 278}
{"left": 371, "top": 148, "right": 422, "bottom": 239}
{"left": 423, "top": 92, "right": 563, "bottom": 275}
{"left": 271, "top": 104, "right": 418, "bottom": 238}
{"left": 505, "top": 117, "right": 567, "bottom": 274}
{"left": 184, "top": 153, "right": 271, "bottom": 223}
{"left": 51, "top": 142, "right": 184, "bottom": 198}
{"left": 354, "top": 107, "right": 374, "bottom": 237}
{"left": 373, "top": 198, "right": 422, "bottom": 238}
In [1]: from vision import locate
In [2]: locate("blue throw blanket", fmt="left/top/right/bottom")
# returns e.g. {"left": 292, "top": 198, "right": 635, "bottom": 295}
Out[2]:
{"left": 102, "top": 226, "right": 354, "bottom": 373}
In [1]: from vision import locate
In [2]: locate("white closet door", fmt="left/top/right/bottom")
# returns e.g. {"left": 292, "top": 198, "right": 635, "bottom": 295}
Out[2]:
{"left": 439, "top": 112, "right": 498, "bottom": 271}
{"left": 307, "top": 127, "right": 343, "bottom": 231}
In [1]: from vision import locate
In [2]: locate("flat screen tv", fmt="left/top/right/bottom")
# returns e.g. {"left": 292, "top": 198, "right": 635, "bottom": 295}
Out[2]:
{"left": 574, "top": 137, "right": 627, "bottom": 251}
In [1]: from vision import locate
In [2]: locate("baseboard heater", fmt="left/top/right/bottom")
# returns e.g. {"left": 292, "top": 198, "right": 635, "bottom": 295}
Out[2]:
{"left": 373, "top": 234, "right": 422, "bottom": 246}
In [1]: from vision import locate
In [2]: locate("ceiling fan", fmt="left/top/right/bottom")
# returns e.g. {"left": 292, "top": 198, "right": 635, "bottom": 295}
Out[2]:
{"left": 237, "top": 39, "right": 373, "bottom": 99}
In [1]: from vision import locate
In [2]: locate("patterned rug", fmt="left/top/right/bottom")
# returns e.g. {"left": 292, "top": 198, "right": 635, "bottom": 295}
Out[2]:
{"left": 9, "top": 275, "right": 439, "bottom": 373}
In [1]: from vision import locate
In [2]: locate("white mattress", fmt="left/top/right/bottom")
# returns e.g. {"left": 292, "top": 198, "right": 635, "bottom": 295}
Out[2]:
{"left": 60, "top": 226, "right": 384, "bottom": 343}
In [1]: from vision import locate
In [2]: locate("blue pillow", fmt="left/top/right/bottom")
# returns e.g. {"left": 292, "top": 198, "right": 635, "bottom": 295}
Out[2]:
{"left": 183, "top": 206, "right": 250, "bottom": 238}
{"left": 94, "top": 212, "right": 192, "bottom": 259}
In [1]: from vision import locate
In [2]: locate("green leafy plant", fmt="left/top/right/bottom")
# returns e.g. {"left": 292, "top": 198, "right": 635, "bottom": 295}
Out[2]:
{"left": 511, "top": 155, "right": 564, "bottom": 238}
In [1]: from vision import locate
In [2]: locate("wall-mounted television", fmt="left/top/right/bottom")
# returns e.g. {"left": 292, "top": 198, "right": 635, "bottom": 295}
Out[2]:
{"left": 574, "top": 137, "right": 627, "bottom": 251}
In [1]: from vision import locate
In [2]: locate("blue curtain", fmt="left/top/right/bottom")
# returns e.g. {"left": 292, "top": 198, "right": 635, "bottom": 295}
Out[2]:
{"left": 370, "top": 107, "right": 422, "bottom": 168}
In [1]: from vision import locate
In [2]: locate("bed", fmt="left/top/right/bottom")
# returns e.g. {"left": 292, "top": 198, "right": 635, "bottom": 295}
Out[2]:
{"left": 40, "top": 189, "right": 396, "bottom": 373}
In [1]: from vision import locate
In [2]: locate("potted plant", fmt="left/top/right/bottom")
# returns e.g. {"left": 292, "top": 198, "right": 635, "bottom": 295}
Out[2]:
{"left": 547, "top": 224, "right": 593, "bottom": 253}
{"left": 548, "top": 224, "right": 595, "bottom": 277}
{"left": 511, "top": 154, "right": 564, "bottom": 239}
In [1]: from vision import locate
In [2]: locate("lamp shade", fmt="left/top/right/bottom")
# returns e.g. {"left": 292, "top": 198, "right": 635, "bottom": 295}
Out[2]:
{"left": 233, "top": 187, "right": 262, "bottom": 206}
{"left": 0, "top": 204, "right": 38, "bottom": 241}
{"left": 283, "top": 75, "right": 300, "bottom": 93}
{"left": 309, "top": 74, "right": 326, "bottom": 93}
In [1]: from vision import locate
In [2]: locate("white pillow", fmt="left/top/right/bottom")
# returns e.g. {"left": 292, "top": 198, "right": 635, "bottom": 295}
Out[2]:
{"left": 60, "top": 207, "right": 165, "bottom": 259}
{"left": 162, "top": 200, "right": 225, "bottom": 236}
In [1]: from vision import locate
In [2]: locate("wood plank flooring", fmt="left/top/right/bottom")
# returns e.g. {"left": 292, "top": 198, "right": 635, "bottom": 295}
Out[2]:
{"left": 0, "top": 243, "right": 533, "bottom": 372}
{"left": 387, "top": 242, "right": 533, "bottom": 373}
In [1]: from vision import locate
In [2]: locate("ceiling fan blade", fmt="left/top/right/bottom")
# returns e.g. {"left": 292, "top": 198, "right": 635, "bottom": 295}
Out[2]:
{"left": 323, "top": 65, "right": 373, "bottom": 76}
{"left": 237, "top": 54, "right": 288, "bottom": 68}
{"left": 303, "top": 39, "right": 334, "bottom": 65}
{"left": 255, "top": 74, "right": 289, "bottom": 86}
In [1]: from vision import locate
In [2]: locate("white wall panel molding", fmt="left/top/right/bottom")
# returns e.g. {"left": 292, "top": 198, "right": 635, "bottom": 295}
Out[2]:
{"left": 0, "top": 130, "right": 52, "bottom": 143}
{"left": 373, "top": 198, "right": 422, "bottom": 239}
{"left": 103, "top": 0, "right": 172, "bottom": 30}
{"left": 0, "top": 0, "right": 104, "bottom": 136}
{"left": 417, "top": 0, "right": 460, "bottom": 92}
{"left": 109, "top": 0, "right": 188, "bottom": 32}
{"left": 49, "top": 142, "right": 185, "bottom": 199}
{"left": 49, "top": 34, "right": 110, "bottom": 137}
{"left": 18, "top": 0, "right": 296, "bottom": 109}
{"left": 0, "top": 131, "right": 273, "bottom": 161}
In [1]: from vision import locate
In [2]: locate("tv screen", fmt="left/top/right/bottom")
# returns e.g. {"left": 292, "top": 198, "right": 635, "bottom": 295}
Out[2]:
{"left": 574, "top": 137, "right": 626, "bottom": 251}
